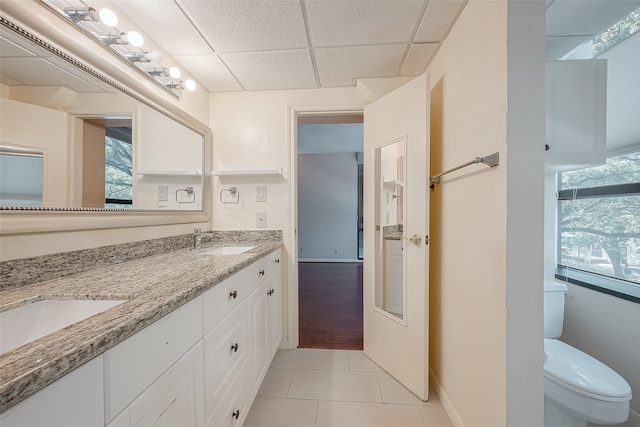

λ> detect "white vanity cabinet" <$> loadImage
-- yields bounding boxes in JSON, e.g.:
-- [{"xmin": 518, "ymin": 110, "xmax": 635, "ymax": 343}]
[
  {"xmin": 1, "ymin": 248, "xmax": 283, "ymax": 427},
  {"xmin": 545, "ymin": 59, "xmax": 607, "ymax": 171},
  {"xmin": 384, "ymin": 239, "xmax": 403, "ymax": 316},
  {"xmin": 104, "ymin": 296, "xmax": 204, "ymax": 426},
  {"xmin": 249, "ymin": 250, "xmax": 283, "ymax": 395},
  {"xmin": 0, "ymin": 356, "xmax": 105, "ymax": 427},
  {"xmin": 206, "ymin": 248, "xmax": 283, "ymax": 426}
]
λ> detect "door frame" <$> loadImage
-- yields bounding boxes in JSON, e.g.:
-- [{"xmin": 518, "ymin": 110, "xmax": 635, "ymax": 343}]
[{"xmin": 286, "ymin": 106, "xmax": 365, "ymax": 349}]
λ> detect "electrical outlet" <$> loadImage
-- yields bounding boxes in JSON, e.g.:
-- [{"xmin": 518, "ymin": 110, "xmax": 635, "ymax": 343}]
[
  {"xmin": 158, "ymin": 185, "xmax": 168, "ymax": 201},
  {"xmin": 256, "ymin": 212, "xmax": 267, "ymax": 228},
  {"xmin": 256, "ymin": 185, "xmax": 267, "ymax": 202},
  {"xmin": 333, "ymin": 248, "xmax": 338, "ymax": 254}
]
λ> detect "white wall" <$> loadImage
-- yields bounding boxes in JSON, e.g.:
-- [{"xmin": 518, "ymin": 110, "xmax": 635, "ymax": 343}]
[
  {"xmin": 298, "ymin": 152, "xmax": 359, "ymax": 261},
  {"xmin": 0, "ymin": 98, "xmax": 68, "ymax": 207},
  {"xmin": 209, "ymin": 87, "xmax": 371, "ymax": 348}
]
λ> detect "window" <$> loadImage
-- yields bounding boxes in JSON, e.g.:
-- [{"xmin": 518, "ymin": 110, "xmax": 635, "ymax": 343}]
[
  {"xmin": 104, "ymin": 127, "xmax": 132, "ymax": 208},
  {"xmin": 556, "ymin": 151, "xmax": 640, "ymax": 301}
]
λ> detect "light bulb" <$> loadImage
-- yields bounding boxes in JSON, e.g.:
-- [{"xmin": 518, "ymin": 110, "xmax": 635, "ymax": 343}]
[
  {"xmin": 126, "ymin": 31, "xmax": 144, "ymax": 48},
  {"xmin": 184, "ymin": 79, "xmax": 196, "ymax": 91},
  {"xmin": 145, "ymin": 50, "xmax": 163, "ymax": 63},
  {"xmin": 168, "ymin": 67, "xmax": 181, "ymax": 79},
  {"xmin": 98, "ymin": 8, "xmax": 118, "ymax": 27}
]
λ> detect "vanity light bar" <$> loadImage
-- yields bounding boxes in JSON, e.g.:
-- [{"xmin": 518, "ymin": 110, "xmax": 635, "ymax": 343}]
[{"xmin": 49, "ymin": 1, "xmax": 197, "ymax": 96}]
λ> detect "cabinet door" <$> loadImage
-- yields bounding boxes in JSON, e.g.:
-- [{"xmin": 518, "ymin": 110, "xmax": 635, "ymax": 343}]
[
  {"xmin": 250, "ymin": 279, "xmax": 270, "ymax": 394},
  {"xmin": 0, "ymin": 356, "xmax": 104, "ymax": 427},
  {"xmin": 203, "ymin": 301, "xmax": 249, "ymax": 419},
  {"xmin": 205, "ymin": 357, "xmax": 251, "ymax": 427},
  {"xmin": 266, "ymin": 270, "xmax": 283, "ymax": 358},
  {"xmin": 128, "ymin": 342, "xmax": 204, "ymax": 427},
  {"xmin": 545, "ymin": 59, "xmax": 607, "ymax": 170}
]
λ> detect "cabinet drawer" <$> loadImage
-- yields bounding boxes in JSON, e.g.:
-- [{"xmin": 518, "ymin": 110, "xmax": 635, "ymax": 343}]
[
  {"xmin": 246, "ymin": 248, "xmax": 282, "ymax": 293},
  {"xmin": 128, "ymin": 342, "xmax": 204, "ymax": 427},
  {"xmin": 203, "ymin": 268, "xmax": 249, "ymax": 333},
  {"xmin": 203, "ymin": 302, "xmax": 249, "ymax": 418},
  {"xmin": 205, "ymin": 357, "xmax": 251, "ymax": 427},
  {"xmin": 105, "ymin": 297, "xmax": 203, "ymax": 422}
]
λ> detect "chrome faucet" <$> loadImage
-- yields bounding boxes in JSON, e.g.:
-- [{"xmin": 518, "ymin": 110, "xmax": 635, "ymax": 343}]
[{"xmin": 193, "ymin": 228, "xmax": 214, "ymax": 250}]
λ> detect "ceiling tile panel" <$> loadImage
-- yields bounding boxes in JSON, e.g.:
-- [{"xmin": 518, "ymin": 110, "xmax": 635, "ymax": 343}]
[
  {"xmin": 401, "ymin": 43, "xmax": 439, "ymax": 75},
  {"xmin": 305, "ymin": 0, "xmax": 425, "ymax": 47},
  {"xmin": 415, "ymin": 0, "xmax": 465, "ymax": 42},
  {"xmin": 176, "ymin": 0, "xmax": 308, "ymax": 52},
  {"xmin": 173, "ymin": 54, "xmax": 242, "ymax": 92},
  {"xmin": 315, "ymin": 44, "xmax": 407, "ymax": 87},
  {"xmin": 110, "ymin": 0, "xmax": 212, "ymax": 55},
  {"xmin": 220, "ymin": 50, "xmax": 316, "ymax": 91}
]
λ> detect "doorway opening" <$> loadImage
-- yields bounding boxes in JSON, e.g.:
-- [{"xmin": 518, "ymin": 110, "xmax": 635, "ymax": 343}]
[{"xmin": 296, "ymin": 112, "xmax": 364, "ymax": 350}]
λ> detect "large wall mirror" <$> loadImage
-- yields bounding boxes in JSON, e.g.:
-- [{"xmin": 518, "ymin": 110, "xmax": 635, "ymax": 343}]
[
  {"xmin": 0, "ymin": 9, "xmax": 210, "ymax": 234},
  {"xmin": 374, "ymin": 138, "xmax": 406, "ymax": 322}
]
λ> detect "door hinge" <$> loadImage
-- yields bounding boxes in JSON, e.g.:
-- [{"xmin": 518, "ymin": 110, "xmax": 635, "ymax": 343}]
[{"xmin": 425, "ymin": 235, "xmax": 429, "ymax": 245}]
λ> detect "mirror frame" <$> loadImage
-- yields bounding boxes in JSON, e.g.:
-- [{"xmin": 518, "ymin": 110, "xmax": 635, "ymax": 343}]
[{"xmin": 0, "ymin": 3, "xmax": 211, "ymax": 235}]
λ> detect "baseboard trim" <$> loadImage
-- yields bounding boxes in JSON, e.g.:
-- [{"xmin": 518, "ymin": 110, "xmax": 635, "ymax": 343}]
[
  {"xmin": 429, "ymin": 368, "xmax": 465, "ymax": 427},
  {"xmin": 298, "ymin": 258, "xmax": 363, "ymax": 263},
  {"xmin": 628, "ymin": 408, "xmax": 640, "ymax": 427}
]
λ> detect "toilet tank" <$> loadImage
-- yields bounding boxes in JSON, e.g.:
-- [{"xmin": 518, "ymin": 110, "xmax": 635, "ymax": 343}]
[{"xmin": 544, "ymin": 281, "xmax": 568, "ymax": 338}]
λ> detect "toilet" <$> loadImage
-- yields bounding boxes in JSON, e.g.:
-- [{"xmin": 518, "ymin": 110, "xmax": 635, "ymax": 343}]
[{"xmin": 544, "ymin": 281, "xmax": 632, "ymax": 427}]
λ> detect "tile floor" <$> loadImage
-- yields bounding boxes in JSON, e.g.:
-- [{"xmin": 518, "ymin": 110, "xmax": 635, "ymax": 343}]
[{"xmin": 244, "ymin": 348, "xmax": 454, "ymax": 427}]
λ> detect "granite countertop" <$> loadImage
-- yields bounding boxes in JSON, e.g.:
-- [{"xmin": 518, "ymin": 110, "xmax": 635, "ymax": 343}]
[{"xmin": 0, "ymin": 240, "xmax": 281, "ymax": 413}]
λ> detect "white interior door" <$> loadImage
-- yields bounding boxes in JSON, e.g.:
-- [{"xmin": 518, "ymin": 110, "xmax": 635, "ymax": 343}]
[{"xmin": 363, "ymin": 74, "xmax": 429, "ymax": 400}]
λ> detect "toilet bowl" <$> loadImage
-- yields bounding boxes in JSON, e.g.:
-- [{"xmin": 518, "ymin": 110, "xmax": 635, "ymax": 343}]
[
  {"xmin": 544, "ymin": 338, "xmax": 631, "ymax": 427},
  {"xmin": 543, "ymin": 281, "xmax": 632, "ymax": 427}
]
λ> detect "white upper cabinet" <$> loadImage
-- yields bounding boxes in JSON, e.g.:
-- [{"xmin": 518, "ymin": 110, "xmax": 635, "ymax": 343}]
[{"xmin": 545, "ymin": 59, "xmax": 607, "ymax": 171}]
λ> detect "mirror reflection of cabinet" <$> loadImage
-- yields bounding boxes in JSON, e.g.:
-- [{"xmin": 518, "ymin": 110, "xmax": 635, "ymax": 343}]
[{"xmin": 374, "ymin": 138, "xmax": 406, "ymax": 321}]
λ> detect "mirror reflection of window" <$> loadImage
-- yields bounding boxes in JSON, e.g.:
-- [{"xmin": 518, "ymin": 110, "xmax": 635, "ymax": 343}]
[
  {"xmin": 0, "ymin": 146, "xmax": 43, "ymax": 207},
  {"xmin": 105, "ymin": 127, "xmax": 132, "ymax": 208}
]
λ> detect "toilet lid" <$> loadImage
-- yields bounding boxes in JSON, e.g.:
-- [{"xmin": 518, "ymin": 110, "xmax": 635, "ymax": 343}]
[{"xmin": 544, "ymin": 339, "xmax": 631, "ymax": 401}]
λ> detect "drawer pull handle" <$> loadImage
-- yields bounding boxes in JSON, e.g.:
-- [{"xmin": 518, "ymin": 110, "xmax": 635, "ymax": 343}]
[
  {"xmin": 230, "ymin": 290, "xmax": 238, "ymax": 299},
  {"xmin": 275, "ymin": 259, "xmax": 280, "ymax": 264},
  {"xmin": 259, "ymin": 269, "xmax": 265, "ymax": 276},
  {"xmin": 231, "ymin": 342, "xmax": 239, "ymax": 352},
  {"xmin": 267, "ymin": 289, "xmax": 273, "ymax": 296},
  {"xmin": 232, "ymin": 409, "xmax": 240, "ymax": 420}
]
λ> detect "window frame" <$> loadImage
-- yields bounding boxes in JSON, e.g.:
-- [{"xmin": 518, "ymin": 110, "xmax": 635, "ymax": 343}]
[{"xmin": 556, "ymin": 162, "xmax": 640, "ymax": 304}]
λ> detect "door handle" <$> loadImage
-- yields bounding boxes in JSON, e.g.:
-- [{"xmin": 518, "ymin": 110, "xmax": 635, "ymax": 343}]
[{"xmin": 402, "ymin": 234, "xmax": 422, "ymax": 245}]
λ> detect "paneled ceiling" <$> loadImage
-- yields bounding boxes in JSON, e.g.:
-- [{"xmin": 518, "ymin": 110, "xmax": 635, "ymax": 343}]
[{"xmin": 108, "ymin": 0, "xmax": 466, "ymax": 92}]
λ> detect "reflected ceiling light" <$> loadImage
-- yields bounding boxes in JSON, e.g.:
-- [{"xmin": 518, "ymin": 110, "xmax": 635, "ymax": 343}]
[
  {"xmin": 148, "ymin": 66, "xmax": 182, "ymax": 79},
  {"xmin": 126, "ymin": 50, "xmax": 163, "ymax": 63}
]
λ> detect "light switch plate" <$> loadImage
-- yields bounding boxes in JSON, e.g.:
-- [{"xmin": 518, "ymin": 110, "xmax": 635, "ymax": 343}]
[
  {"xmin": 158, "ymin": 185, "xmax": 169, "ymax": 201},
  {"xmin": 256, "ymin": 186, "xmax": 267, "ymax": 202},
  {"xmin": 256, "ymin": 212, "xmax": 267, "ymax": 228}
]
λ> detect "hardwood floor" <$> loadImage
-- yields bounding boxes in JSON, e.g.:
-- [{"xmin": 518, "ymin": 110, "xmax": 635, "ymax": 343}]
[{"xmin": 298, "ymin": 262, "xmax": 363, "ymax": 350}]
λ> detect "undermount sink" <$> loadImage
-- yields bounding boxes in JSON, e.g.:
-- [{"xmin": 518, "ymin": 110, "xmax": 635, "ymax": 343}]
[
  {"xmin": 196, "ymin": 245, "xmax": 256, "ymax": 255},
  {"xmin": 0, "ymin": 299, "xmax": 126, "ymax": 355}
]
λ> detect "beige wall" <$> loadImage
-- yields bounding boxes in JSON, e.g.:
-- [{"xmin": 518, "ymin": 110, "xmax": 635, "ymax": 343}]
[
  {"xmin": 427, "ymin": 0, "xmax": 545, "ymax": 426},
  {"xmin": 427, "ymin": 1, "xmax": 508, "ymax": 425}
]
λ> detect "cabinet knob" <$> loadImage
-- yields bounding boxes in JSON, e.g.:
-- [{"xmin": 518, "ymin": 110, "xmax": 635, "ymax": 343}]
[
  {"xmin": 268, "ymin": 289, "xmax": 274, "ymax": 296},
  {"xmin": 275, "ymin": 258, "xmax": 280, "ymax": 264},
  {"xmin": 231, "ymin": 342, "xmax": 239, "ymax": 352},
  {"xmin": 230, "ymin": 290, "xmax": 238, "ymax": 299},
  {"xmin": 259, "ymin": 269, "xmax": 265, "ymax": 276},
  {"xmin": 232, "ymin": 409, "xmax": 240, "ymax": 420}
]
